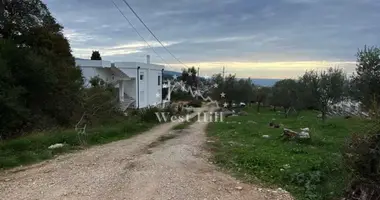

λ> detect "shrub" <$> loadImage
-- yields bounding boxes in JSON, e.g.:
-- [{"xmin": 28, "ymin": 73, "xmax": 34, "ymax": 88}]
[
  {"xmin": 171, "ymin": 90, "xmax": 193, "ymax": 101},
  {"xmin": 343, "ymin": 128, "xmax": 380, "ymax": 200},
  {"xmin": 72, "ymin": 81, "xmax": 124, "ymax": 128},
  {"xmin": 137, "ymin": 106, "xmax": 162, "ymax": 123}
]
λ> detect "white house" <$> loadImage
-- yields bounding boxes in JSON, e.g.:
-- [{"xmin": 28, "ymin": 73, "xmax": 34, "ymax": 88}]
[{"xmin": 75, "ymin": 55, "xmax": 164, "ymax": 110}]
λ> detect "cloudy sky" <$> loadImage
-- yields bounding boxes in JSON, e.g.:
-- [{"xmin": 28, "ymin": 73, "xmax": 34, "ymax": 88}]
[{"xmin": 43, "ymin": 0, "xmax": 380, "ymax": 78}]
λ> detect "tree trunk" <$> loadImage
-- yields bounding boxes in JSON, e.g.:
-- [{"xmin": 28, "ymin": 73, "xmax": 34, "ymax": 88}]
[
  {"xmin": 284, "ymin": 107, "xmax": 289, "ymax": 118},
  {"xmin": 273, "ymin": 106, "xmax": 276, "ymax": 112},
  {"xmin": 257, "ymin": 102, "xmax": 261, "ymax": 112},
  {"xmin": 322, "ymin": 111, "xmax": 326, "ymax": 122}
]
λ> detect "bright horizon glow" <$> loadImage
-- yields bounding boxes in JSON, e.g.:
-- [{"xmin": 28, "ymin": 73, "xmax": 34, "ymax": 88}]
[{"xmin": 159, "ymin": 61, "xmax": 357, "ymax": 79}]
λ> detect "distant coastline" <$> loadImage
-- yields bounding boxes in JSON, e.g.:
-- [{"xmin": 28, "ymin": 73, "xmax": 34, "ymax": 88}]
[{"xmin": 163, "ymin": 70, "xmax": 281, "ymax": 87}]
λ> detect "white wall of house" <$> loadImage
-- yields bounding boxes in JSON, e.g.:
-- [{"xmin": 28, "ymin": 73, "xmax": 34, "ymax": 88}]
[
  {"xmin": 124, "ymin": 79, "xmax": 136, "ymax": 99},
  {"xmin": 80, "ymin": 67, "xmax": 98, "ymax": 86},
  {"xmin": 147, "ymin": 69, "xmax": 163, "ymax": 106},
  {"xmin": 96, "ymin": 68, "xmax": 114, "ymax": 82},
  {"xmin": 114, "ymin": 62, "xmax": 138, "ymax": 78},
  {"xmin": 76, "ymin": 58, "xmax": 164, "ymax": 109},
  {"xmin": 137, "ymin": 68, "xmax": 148, "ymax": 108},
  {"xmin": 76, "ymin": 60, "xmax": 113, "ymax": 86},
  {"xmin": 114, "ymin": 61, "xmax": 164, "ymax": 108}
]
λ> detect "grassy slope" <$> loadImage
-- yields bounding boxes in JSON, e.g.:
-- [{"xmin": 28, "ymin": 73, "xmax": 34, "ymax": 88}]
[
  {"xmin": 207, "ymin": 107, "xmax": 372, "ymax": 200},
  {"xmin": 0, "ymin": 119, "xmax": 157, "ymax": 169}
]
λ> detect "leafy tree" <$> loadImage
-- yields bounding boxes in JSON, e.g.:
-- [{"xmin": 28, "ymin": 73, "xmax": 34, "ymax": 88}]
[
  {"xmin": 209, "ymin": 74, "xmax": 254, "ymax": 107},
  {"xmin": 351, "ymin": 46, "xmax": 380, "ymax": 109},
  {"xmin": 298, "ymin": 68, "xmax": 345, "ymax": 121},
  {"xmin": 210, "ymin": 73, "xmax": 224, "ymax": 103},
  {"xmin": 271, "ymin": 79, "xmax": 299, "ymax": 117},
  {"xmin": 1, "ymin": 0, "xmax": 61, "ymax": 41},
  {"xmin": 318, "ymin": 67, "xmax": 346, "ymax": 121},
  {"xmin": 180, "ymin": 67, "xmax": 198, "ymax": 88},
  {"xmin": 298, "ymin": 70, "xmax": 320, "ymax": 110},
  {"xmin": 255, "ymin": 86, "xmax": 271, "ymax": 112},
  {"xmin": 0, "ymin": 0, "xmax": 83, "ymax": 138},
  {"xmin": 236, "ymin": 78, "xmax": 255, "ymax": 103},
  {"xmin": 91, "ymin": 51, "xmax": 102, "ymax": 60}
]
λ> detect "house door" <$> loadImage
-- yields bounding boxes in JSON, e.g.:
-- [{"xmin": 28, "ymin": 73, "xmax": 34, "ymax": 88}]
[{"xmin": 139, "ymin": 70, "xmax": 147, "ymax": 108}]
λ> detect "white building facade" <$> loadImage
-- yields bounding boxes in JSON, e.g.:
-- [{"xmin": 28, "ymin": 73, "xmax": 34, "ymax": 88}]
[{"xmin": 76, "ymin": 56, "xmax": 164, "ymax": 110}]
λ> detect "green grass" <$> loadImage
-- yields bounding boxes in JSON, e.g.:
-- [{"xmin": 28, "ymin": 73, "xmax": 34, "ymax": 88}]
[
  {"xmin": 207, "ymin": 107, "xmax": 373, "ymax": 200},
  {"xmin": 0, "ymin": 119, "xmax": 157, "ymax": 169}
]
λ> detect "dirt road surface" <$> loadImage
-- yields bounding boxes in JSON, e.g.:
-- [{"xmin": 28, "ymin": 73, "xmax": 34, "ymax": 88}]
[{"xmin": 0, "ymin": 111, "xmax": 293, "ymax": 200}]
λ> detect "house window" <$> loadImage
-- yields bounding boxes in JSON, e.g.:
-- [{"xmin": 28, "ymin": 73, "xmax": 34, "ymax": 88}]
[
  {"xmin": 158, "ymin": 76, "xmax": 161, "ymax": 86},
  {"xmin": 140, "ymin": 74, "xmax": 144, "ymax": 80}
]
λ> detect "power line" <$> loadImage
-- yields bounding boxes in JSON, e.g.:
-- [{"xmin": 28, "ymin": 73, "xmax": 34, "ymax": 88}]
[
  {"xmin": 119, "ymin": 0, "xmax": 189, "ymax": 68},
  {"xmin": 111, "ymin": 0, "xmax": 177, "ymax": 71},
  {"xmin": 111, "ymin": 0, "xmax": 185, "ymax": 72}
]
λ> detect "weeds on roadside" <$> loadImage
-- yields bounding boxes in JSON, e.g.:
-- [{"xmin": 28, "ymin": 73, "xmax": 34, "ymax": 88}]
[
  {"xmin": 0, "ymin": 118, "xmax": 155, "ymax": 169},
  {"xmin": 343, "ymin": 98, "xmax": 380, "ymax": 200}
]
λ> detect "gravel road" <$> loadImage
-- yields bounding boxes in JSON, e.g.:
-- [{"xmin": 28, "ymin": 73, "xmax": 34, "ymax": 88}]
[{"xmin": 0, "ymin": 110, "xmax": 293, "ymax": 200}]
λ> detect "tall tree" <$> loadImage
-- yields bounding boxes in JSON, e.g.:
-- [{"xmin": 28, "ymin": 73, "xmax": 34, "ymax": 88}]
[
  {"xmin": 298, "ymin": 68, "xmax": 345, "ymax": 121},
  {"xmin": 91, "ymin": 51, "xmax": 102, "ymax": 60},
  {"xmin": 298, "ymin": 70, "xmax": 320, "ymax": 110},
  {"xmin": 255, "ymin": 86, "xmax": 271, "ymax": 112},
  {"xmin": 351, "ymin": 46, "xmax": 380, "ymax": 109},
  {"xmin": 209, "ymin": 74, "xmax": 255, "ymax": 107},
  {"xmin": 0, "ymin": 0, "xmax": 83, "ymax": 138},
  {"xmin": 271, "ymin": 79, "xmax": 299, "ymax": 117},
  {"xmin": 180, "ymin": 67, "xmax": 198, "ymax": 89},
  {"xmin": 318, "ymin": 67, "xmax": 346, "ymax": 121}
]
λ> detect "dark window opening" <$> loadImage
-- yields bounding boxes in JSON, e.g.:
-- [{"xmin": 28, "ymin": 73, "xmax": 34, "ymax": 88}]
[{"xmin": 158, "ymin": 76, "xmax": 161, "ymax": 85}]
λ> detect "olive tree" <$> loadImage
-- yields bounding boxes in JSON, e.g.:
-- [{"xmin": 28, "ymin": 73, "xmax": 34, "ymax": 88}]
[
  {"xmin": 318, "ymin": 68, "xmax": 346, "ymax": 121},
  {"xmin": 351, "ymin": 46, "xmax": 380, "ymax": 110},
  {"xmin": 271, "ymin": 79, "xmax": 299, "ymax": 117}
]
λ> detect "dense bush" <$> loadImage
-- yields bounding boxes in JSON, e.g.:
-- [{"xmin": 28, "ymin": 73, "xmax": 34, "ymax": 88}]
[
  {"xmin": 73, "ymin": 77, "xmax": 123, "ymax": 128},
  {"xmin": 344, "ymin": 127, "xmax": 380, "ymax": 200},
  {"xmin": 171, "ymin": 90, "xmax": 193, "ymax": 101},
  {"xmin": 136, "ymin": 106, "xmax": 162, "ymax": 123}
]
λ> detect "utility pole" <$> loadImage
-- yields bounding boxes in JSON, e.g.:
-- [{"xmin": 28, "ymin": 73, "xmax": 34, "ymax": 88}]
[
  {"xmin": 195, "ymin": 66, "xmax": 200, "ymax": 100},
  {"xmin": 222, "ymin": 66, "xmax": 225, "ymax": 80}
]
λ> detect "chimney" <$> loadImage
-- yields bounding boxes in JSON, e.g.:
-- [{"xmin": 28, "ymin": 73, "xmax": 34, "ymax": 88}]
[{"xmin": 146, "ymin": 55, "xmax": 150, "ymax": 64}]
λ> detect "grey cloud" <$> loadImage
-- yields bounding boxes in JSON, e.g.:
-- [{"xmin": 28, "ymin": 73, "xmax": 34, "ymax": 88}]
[{"xmin": 42, "ymin": 0, "xmax": 380, "ymax": 77}]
